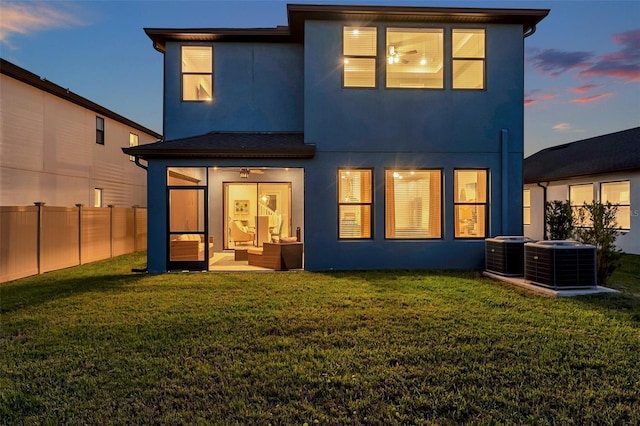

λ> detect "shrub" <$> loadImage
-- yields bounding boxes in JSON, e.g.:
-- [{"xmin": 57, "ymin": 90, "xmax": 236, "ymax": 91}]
[
  {"xmin": 574, "ymin": 201, "xmax": 623, "ymax": 285},
  {"xmin": 545, "ymin": 200, "xmax": 574, "ymax": 240}
]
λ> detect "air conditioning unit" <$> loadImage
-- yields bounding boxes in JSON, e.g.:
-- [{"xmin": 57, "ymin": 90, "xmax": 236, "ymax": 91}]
[
  {"xmin": 485, "ymin": 236, "xmax": 534, "ymax": 276},
  {"xmin": 524, "ymin": 241, "xmax": 597, "ymax": 289}
]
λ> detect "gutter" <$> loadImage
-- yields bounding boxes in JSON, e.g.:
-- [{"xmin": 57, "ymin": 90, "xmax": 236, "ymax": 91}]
[{"xmin": 536, "ymin": 181, "xmax": 548, "ymax": 239}]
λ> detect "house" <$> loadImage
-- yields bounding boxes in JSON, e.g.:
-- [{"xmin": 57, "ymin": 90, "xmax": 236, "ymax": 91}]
[
  {"xmin": 124, "ymin": 3, "xmax": 549, "ymax": 272},
  {"xmin": 524, "ymin": 127, "xmax": 640, "ymax": 254},
  {"xmin": 0, "ymin": 58, "xmax": 161, "ymax": 208}
]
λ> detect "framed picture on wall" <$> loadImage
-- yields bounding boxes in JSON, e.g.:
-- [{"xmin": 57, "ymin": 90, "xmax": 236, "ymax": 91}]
[{"xmin": 234, "ymin": 200, "xmax": 249, "ymax": 215}]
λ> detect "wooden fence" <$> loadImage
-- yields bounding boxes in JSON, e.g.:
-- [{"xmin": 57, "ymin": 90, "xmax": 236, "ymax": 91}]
[{"xmin": 0, "ymin": 204, "xmax": 146, "ymax": 283}]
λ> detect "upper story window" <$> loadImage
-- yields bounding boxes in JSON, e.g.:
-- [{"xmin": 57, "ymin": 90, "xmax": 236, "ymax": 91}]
[
  {"xmin": 182, "ymin": 46, "xmax": 213, "ymax": 101},
  {"xmin": 343, "ymin": 27, "xmax": 377, "ymax": 88},
  {"xmin": 338, "ymin": 169, "xmax": 373, "ymax": 239},
  {"xmin": 386, "ymin": 28, "xmax": 443, "ymax": 89},
  {"xmin": 452, "ymin": 29, "xmax": 485, "ymax": 89},
  {"xmin": 385, "ymin": 170, "xmax": 441, "ymax": 238},
  {"xmin": 454, "ymin": 169, "xmax": 488, "ymax": 238},
  {"xmin": 96, "ymin": 116, "xmax": 104, "ymax": 145},
  {"xmin": 601, "ymin": 181, "xmax": 630, "ymax": 230},
  {"xmin": 129, "ymin": 133, "xmax": 138, "ymax": 162}
]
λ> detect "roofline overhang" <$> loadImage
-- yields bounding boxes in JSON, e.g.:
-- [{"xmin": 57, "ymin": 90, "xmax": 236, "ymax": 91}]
[
  {"xmin": 145, "ymin": 3, "xmax": 549, "ymax": 52},
  {"xmin": 122, "ymin": 147, "xmax": 316, "ymax": 160},
  {"xmin": 524, "ymin": 167, "xmax": 640, "ymax": 185}
]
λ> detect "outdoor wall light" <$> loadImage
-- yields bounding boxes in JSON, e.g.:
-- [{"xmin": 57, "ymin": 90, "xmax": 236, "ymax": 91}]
[{"xmin": 240, "ymin": 168, "xmax": 250, "ymax": 179}]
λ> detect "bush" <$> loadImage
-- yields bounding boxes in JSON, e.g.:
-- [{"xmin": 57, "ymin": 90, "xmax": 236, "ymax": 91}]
[
  {"xmin": 545, "ymin": 200, "xmax": 574, "ymax": 240},
  {"xmin": 574, "ymin": 201, "xmax": 623, "ymax": 286}
]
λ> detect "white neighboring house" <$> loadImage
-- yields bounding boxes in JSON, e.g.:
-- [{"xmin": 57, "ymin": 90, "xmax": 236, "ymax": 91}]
[
  {"xmin": 0, "ymin": 58, "xmax": 161, "ymax": 208},
  {"xmin": 524, "ymin": 127, "xmax": 640, "ymax": 255}
]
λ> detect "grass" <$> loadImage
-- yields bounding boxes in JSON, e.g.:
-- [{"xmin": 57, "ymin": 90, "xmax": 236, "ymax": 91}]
[{"xmin": 1, "ymin": 253, "xmax": 639, "ymax": 425}]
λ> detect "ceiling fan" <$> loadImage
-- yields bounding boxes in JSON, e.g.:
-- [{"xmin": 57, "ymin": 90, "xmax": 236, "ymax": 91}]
[
  {"xmin": 387, "ymin": 45, "xmax": 418, "ymax": 64},
  {"xmin": 239, "ymin": 168, "xmax": 265, "ymax": 178}
]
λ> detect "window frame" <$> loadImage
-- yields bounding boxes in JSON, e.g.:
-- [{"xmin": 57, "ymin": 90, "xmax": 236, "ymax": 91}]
[
  {"xmin": 94, "ymin": 188, "xmax": 103, "ymax": 207},
  {"xmin": 454, "ymin": 168, "xmax": 489, "ymax": 239},
  {"xmin": 337, "ymin": 168, "xmax": 374, "ymax": 240},
  {"xmin": 601, "ymin": 180, "xmax": 631, "ymax": 231},
  {"xmin": 451, "ymin": 28, "xmax": 486, "ymax": 90},
  {"xmin": 96, "ymin": 116, "xmax": 104, "ymax": 145},
  {"xmin": 384, "ymin": 168, "xmax": 443, "ymax": 239},
  {"xmin": 342, "ymin": 26, "xmax": 378, "ymax": 89},
  {"xmin": 129, "ymin": 133, "xmax": 139, "ymax": 162},
  {"xmin": 384, "ymin": 27, "xmax": 444, "ymax": 90},
  {"xmin": 181, "ymin": 45, "xmax": 214, "ymax": 102},
  {"xmin": 523, "ymin": 189, "xmax": 531, "ymax": 226},
  {"xmin": 569, "ymin": 183, "xmax": 594, "ymax": 227}
]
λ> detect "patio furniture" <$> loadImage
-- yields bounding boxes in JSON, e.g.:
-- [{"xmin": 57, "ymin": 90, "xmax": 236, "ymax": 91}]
[
  {"xmin": 230, "ymin": 220, "xmax": 255, "ymax": 245},
  {"xmin": 247, "ymin": 242, "xmax": 303, "ymax": 270},
  {"xmin": 170, "ymin": 235, "xmax": 214, "ymax": 260}
]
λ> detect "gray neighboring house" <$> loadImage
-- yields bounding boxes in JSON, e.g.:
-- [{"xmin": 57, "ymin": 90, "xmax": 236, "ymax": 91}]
[{"xmin": 523, "ymin": 127, "xmax": 640, "ymax": 254}]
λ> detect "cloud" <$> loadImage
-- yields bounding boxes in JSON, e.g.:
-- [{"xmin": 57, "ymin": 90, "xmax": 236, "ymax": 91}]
[
  {"xmin": 553, "ymin": 123, "xmax": 573, "ymax": 132},
  {"xmin": 528, "ymin": 48, "xmax": 594, "ymax": 77},
  {"xmin": 570, "ymin": 93, "xmax": 614, "ymax": 103},
  {"xmin": 579, "ymin": 29, "xmax": 640, "ymax": 82},
  {"xmin": 552, "ymin": 123, "xmax": 585, "ymax": 133},
  {"xmin": 0, "ymin": 2, "xmax": 83, "ymax": 45},
  {"xmin": 524, "ymin": 89, "xmax": 558, "ymax": 106},
  {"xmin": 569, "ymin": 84, "xmax": 603, "ymax": 94}
]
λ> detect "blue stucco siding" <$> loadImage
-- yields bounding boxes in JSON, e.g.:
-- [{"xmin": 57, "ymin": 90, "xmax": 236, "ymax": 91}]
[
  {"xmin": 304, "ymin": 21, "xmax": 524, "ymax": 154},
  {"xmin": 164, "ymin": 42, "xmax": 304, "ymax": 140},
  {"xmin": 302, "ymin": 150, "xmax": 515, "ymax": 271}
]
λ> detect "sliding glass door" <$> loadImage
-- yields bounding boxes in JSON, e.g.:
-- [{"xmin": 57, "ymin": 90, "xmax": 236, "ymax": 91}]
[{"xmin": 224, "ymin": 182, "xmax": 291, "ymax": 250}]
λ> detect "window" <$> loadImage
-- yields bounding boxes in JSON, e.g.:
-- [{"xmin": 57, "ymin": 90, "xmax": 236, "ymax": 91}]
[
  {"xmin": 338, "ymin": 169, "xmax": 372, "ymax": 238},
  {"xmin": 570, "ymin": 184, "xmax": 593, "ymax": 227},
  {"xmin": 94, "ymin": 188, "xmax": 103, "ymax": 207},
  {"xmin": 452, "ymin": 29, "xmax": 485, "ymax": 89},
  {"xmin": 386, "ymin": 28, "xmax": 443, "ymax": 89},
  {"xmin": 601, "ymin": 181, "xmax": 630, "ymax": 230},
  {"xmin": 96, "ymin": 116, "xmax": 104, "ymax": 145},
  {"xmin": 385, "ymin": 170, "xmax": 441, "ymax": 238},
  {"xmin": 343, "ymin": 27, "xmax": 377, "ymax": 88},
  {"xmin": 454, "ymin": 170, "xmax": 487, "ymax": 238},
  {"xmin": 129, "ymin": 133, "xmax": 139, "ymax": 162},
  {"xmin": 523, "ymin": 189, "xmax": 531, "ymax": 225},
  {"xmin": 182, "ymin": 46, "xmax": 213, "ymax": 101}
]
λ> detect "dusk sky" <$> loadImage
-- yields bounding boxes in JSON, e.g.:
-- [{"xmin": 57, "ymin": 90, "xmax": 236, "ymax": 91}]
[{"xmin": 1, "ymin": 0, "xmax": 638, "ymax": 156}]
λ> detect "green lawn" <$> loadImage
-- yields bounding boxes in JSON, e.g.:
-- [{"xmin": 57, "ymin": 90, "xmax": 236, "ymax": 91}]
[{"xmin": 2, "ymin": 253, "xmax": 639, "ymax": 425}]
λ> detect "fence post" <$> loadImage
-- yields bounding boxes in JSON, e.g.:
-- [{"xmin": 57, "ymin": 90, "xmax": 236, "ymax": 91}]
[
  {"xmin": 34, "ymin": 202, "xmax": 45, "ymax": 274},
  {"xmin": 108, "ymin": 205, "xmax": 114, "ymax": 259},
  {"xmin": 76, "ymin": 204, "xmax": 83, "ymax": 265}
]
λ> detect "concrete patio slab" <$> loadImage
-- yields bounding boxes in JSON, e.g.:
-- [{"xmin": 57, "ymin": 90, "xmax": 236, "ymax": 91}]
[{"xmin": 483, "ymin": 271, "xmax": 619, "ymax": 297}]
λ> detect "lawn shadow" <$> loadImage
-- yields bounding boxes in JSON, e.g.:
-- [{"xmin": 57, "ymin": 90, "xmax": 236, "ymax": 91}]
[{"xmin": 1, "ymin": 271, "xmax": 147, "ymax": 314}]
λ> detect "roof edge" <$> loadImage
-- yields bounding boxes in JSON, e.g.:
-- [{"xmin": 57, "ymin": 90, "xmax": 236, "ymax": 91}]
[
  {"xmin": 0, "ymin": 58, "xmax": 161, "ymax": 139},
  {"xmin": 146, "ymin": 3, "xmax": 550, "ymax": 50}
]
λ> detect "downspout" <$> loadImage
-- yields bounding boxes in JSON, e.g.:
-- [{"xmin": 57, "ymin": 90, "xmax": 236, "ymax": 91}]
[
  {"xmin": 536, "ymin": 181, "xmax": 548, "ymax": 240},
  {"xmin": 524, "ymin": 24, "xmax": 537, "ymax": 38},
  {"xmin": 501, "ymin": 129, "xmax": 509, "ymax": 235},
  {"xmin": 134, "ymin": 156, "xmax": 148, "ymax": 171},
  {"xmin": 131, "ymin": 154, "xmax": 148, "ymax": 273}
]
